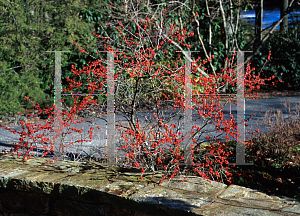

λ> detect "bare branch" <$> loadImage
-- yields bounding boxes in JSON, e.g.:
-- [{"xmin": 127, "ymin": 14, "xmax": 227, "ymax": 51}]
[{"xmin": 245, "ymin": 0, "xmax": 296, "ymax": 63}]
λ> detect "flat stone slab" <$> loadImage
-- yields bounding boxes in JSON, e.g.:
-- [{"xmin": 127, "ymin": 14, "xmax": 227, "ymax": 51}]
[{"xmin": 0, "ymin": 154, "xmax": 299, "ymax": 216}]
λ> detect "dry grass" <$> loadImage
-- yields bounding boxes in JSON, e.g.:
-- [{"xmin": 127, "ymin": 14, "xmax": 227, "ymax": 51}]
[
  {"xmin": 195, "ymin": 98, "xmax": 300, "ymax": 200},
  {"xmin": 246, "ymin": 99, "xmax": 300, "ymax": 169}
]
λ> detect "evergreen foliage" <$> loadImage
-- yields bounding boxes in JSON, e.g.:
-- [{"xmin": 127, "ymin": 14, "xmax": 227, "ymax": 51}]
[
  {"xmin": 252, "ymin": 13, "xmax": 300, "ymax": 89},
  {"xmin": 0, "ymin": 0, "xmax": 107, "ymax": 115}
]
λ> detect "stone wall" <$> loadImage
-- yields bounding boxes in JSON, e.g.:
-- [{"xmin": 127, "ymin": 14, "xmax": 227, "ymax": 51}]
[
  {"xmin": 1, "ymin": 154, "xmax": 299, "ymax": 216},
  {"xmin": 0, "ymin": 155, "xmax": 198, "ymax": 216},
  {"xmin": 0, "ymin": 189, "xmax": 153, "ymax": 216}
]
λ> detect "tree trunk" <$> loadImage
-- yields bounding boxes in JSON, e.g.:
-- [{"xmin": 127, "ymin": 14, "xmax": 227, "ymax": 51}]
[
  {"xmin": 280, "ymin": 0, "xmax": 289, "ymax": 32},
  {"xmin": 253, "ymin": 0, "xmax": 263, "ymax": 75},
  {"xmin": 254, "ymin": 0, "xmax": 263, "ymax": 51}
]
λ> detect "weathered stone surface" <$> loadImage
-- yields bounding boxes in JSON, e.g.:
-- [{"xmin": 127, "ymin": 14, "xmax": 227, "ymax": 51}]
[
  {"xmin": 219, "ymin": 184, "xmax": 298, "ymax": 210},
  {"xmin": 0, "ymin": 154, "xmax": 299, "ymax": 216},
  {"xmin": 159, "ymin": 175, "xmax": 227, "ymax": 195},
  {"xmin": 281, "ymin": 204, "xmax": 300, "ymax": 215}
]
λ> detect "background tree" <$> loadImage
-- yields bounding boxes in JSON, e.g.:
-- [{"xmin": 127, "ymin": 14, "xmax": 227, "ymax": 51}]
[
  {"xmin": 281, "ymin": 0, "xmax": 289, "ymax": 32},
  {"xmin": 254, "ymin": 0, "xmax": 263, "ymax": 53},
  {"xmin": 249, "ymin": 0, "xmax": 300, "ymax": 89},
  {"xmin": 0, "ymin": 0, "xmax": 109, "ymax": 115}
]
